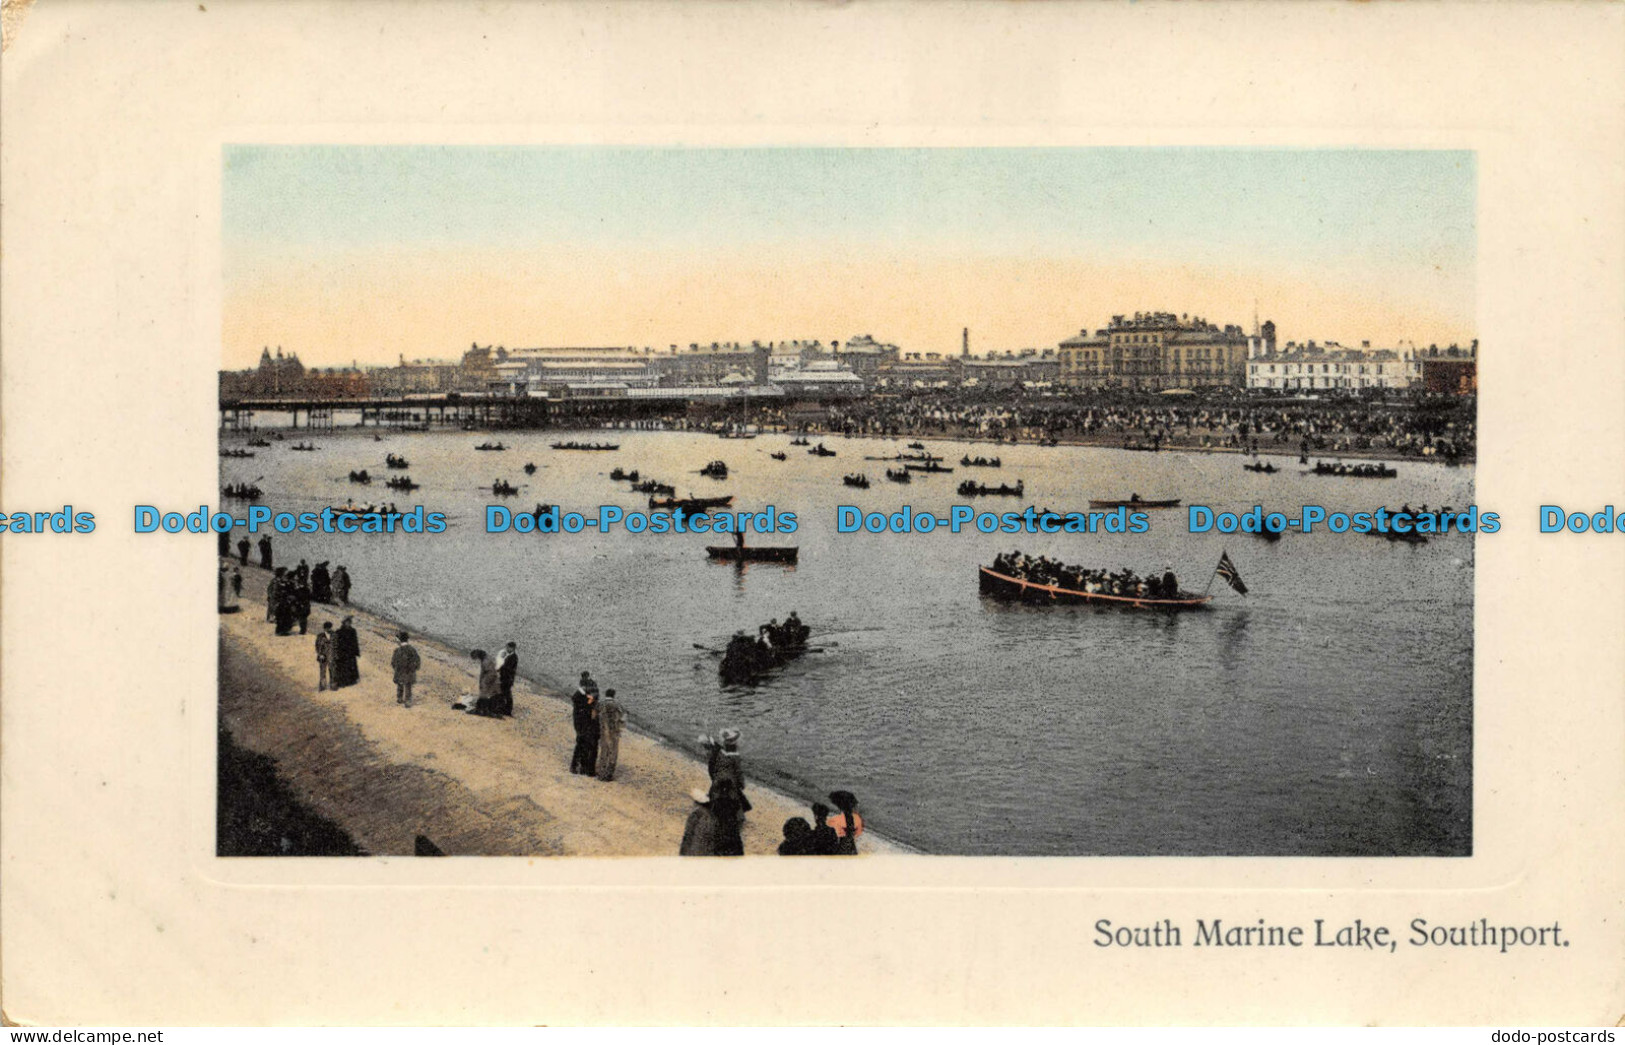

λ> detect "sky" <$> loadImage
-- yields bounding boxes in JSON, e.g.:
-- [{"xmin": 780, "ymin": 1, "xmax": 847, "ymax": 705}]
[{"xmin": 222, "ymin": 146, "xmax": 1476, "ymax": 369}]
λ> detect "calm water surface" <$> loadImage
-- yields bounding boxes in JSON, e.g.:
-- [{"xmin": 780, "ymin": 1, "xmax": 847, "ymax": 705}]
[{"xmin": 222, "ymin": 424, "xmax": 1473, "ymax": 855}]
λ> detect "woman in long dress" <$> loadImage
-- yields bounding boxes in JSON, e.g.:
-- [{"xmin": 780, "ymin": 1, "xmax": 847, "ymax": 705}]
[
  {"xmin": 469, "ymin": 650, "xmax": 500, "ymax": 716},
  {"xmin": 331, "ymin": 617, "xmax": 361, "ymax": 688}
]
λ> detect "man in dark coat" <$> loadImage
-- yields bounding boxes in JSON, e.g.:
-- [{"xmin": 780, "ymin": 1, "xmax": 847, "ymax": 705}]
[
  {"xmin": 331, "ymin": 616, "xmax": 361, "ymax": 688},
  {"xmin": 237, "ymin": 537, "xmax": 250, "ymax": 566},
  {"xmin": 218, "ymin": 529, "xmax": 231, "ymax": 557},
  {"xmin": 273, "ymin": 572, "xmax": 296, "ymax": 636},
  {"xmin": 257, "ymin": 534, "xmax": 273, "ymax": 570},
  {"xmin": 494, "ymin": 641, "xmax": 518, "ymax": 717},
  {"xmin": 292, "ymin": 580, "xmax": 312, "ymax": 635},
  {"xmin": 333, "ymin": 566, "xmax": 351, "ymax": 606},
  {"xmin": 569, "ymin": 671, "xmax": 599, "ymax": 775},
  {"xmin": 310, "ymin": 562, "xmax": 332, "ymax": 603}
]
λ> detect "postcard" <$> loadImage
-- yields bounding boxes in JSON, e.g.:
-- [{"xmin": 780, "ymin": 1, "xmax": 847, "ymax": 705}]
[{"xmin": 2, "ymin": 0, "xmax": 1621, "ymax": 1027}]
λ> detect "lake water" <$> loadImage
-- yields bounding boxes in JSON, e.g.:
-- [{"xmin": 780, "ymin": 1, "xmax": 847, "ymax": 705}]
[{"xmin": 221, "ymin": 424, "xmax": 1473, "ymax": 855}]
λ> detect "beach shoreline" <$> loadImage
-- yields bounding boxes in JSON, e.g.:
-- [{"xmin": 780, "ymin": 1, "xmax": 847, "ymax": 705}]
[{"xmin": 217, "ymin": 560, "xmax": 910, "ymax": 857}]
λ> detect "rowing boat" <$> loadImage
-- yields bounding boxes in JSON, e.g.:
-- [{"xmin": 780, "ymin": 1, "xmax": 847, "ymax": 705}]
[
  {"xmin": 977, "ymin": 566, "xmax": 1211, "ymax": 609},
  {"xmin": 649, "ymin": 495, "xmax": 733, "ymax": 511},
  {"xmin": 704, "ymin": 545, "xmax": 799, "ymax": 564}
]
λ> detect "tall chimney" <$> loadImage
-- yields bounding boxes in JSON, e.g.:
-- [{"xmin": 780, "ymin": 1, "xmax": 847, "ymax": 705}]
[{"xmin": 962, "ymin": 327, "xmax": 969, "ymax": 357}]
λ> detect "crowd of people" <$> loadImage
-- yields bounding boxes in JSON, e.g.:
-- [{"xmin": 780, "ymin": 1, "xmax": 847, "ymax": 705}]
[
  {"xmin": 580, "ymin": 389, "xmax": 1474, "ymax": 462},
  {"xmin": 992, "ymin": 549, "xmax": 1182, "ymax": 599},
  {"xmin": 677, "ymin": 726, "xmax": 865, "ymax": 858},
  {"xmin": 223, "ymin": 541, "xmax": 870, "ymax": 856}
]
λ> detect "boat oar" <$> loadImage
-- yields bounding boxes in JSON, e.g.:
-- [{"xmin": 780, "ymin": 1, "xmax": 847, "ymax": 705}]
[{"xmin": 692, "ymin": 643, "xmax": 724, "ymax": 656}]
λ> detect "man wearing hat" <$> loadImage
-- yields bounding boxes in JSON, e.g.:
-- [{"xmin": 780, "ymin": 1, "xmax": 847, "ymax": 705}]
[{"xmin": 569, "ymin": 671, "xmax": 600, "ymax": 775}]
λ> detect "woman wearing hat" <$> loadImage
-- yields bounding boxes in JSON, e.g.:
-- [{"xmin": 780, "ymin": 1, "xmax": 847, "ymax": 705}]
[
  {"xmin": 827, "ymin": 791, "xmax": 863, "ymax": 855},
  {"xmin": 702, "ymin": 728, "xmax": 752, "ymax": 813}
]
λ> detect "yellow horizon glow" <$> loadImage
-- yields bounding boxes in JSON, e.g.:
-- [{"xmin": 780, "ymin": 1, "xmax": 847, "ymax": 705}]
[{"xmin": 223, "ymin": 246, "xmax": 1476, "ymax": 369}]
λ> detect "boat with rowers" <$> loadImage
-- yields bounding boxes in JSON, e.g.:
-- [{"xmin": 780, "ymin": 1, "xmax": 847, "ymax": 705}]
[
  {"xmin": 1088, "ymin": 495, "xmax": 1180, "ymax": 509},
  {"xmin": 842, "ymin": 473, "xmax": 870, "ymax": 489},
  {"xmin": 808, "ymin": 444, "xmax": 837, "ymax": 457},
  {"xmin": 385, "ymin": 453, "xmax": 410, "ymax": 469},
  {"xmin": 885, "ymin": 468, "xmax": 912, "ymax": 483},
  {"xmin": 290, "ymin": 442, "xmax": 318, "ymax": 451},
  {"xmin": 958, "ymin": 479, "xmax": 1024, "ymax": 497},
  {"xmin": 330, "ymin": 501, "xmax": 403, "ymax": 518},
  {"xmin": 220, "ymin": 449, "xmax": 256, "ymax": 458},
  {"xmin": 705, "ymin": 537, "xmax": 799, "ymax": 564},
  {"xmin": 221, "ymin": 482, "xmax": 262, "ymax": 500},
  {"xmin": 717, "ymin": 614, "xmax": 812, "ymax": 683},
  {"xmin": 1309, "ymin": 460, "xmax": 1396, "ymax": 478},
  {"xmin": 474, "ymin": 442, "xmax": 507, "ymax": 451},
  {"xmin": 384, "ymin": 475, "xmax": 420, "ymax": 491},
  {"xmin": 770, "ymin": 451, "xmax": 788, "ymax": 461},
  {"xmin": 960, "ymin": 455, "xmax": 1001, "ymax": 468},
  {"xmin": 550, "ymin": 441, "xmax": 618, "ymax": 451},
  {"xmin": 523, "ymin": 462, "xmax": 537, "ymax": 475},
  {"xmin": 1243, "ymin": 461, "xmax": 1279, "ymax": 474},
  {"xmin": 491, "ymin": 480, "xmax": 519, "ymax": 496},
  {"xmin": 610, "ymin": 467, "xmax": 640, "ymax": 482},
  {"xmin": 978, "ymin": 564, "xmax": 1211, "ymax": 610},
  {"xmin": 348, "ymin": 470, "xmax": 372, "ymax": 484},
  {"xmin": 699, "ymin": 460, "xmax": 728, "ymax": 479},
  {"xmin": 649, "ymin": 494, "xmax": 733, "ymax": 512},
  {"xmin": 904, "ymin": 461, "xmax": 953, "ymax": 474},
  {"xmin": 789, "ymin": 436, "xmax": 811, "ymax": 446},
  {"xmin": 631, "ymin": 478, "xmax": 676, "ymax": 495}
]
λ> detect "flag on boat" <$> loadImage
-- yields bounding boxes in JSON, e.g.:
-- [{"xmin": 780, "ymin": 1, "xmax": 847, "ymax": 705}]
[{"xmin": 1215, "ymin": 551, "xmax": 1248, "ymax": 595}]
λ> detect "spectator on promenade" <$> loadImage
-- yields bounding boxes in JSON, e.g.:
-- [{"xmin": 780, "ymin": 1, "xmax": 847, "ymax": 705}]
[
  {"xmin": 828, "ymin": 790, "xmax": 864, "ymax": 855},
  {"xmin": 702, "ymin": 728, "xmax": 752, "ymax": 814},
  {"xmin": 311, "ymin": 562, "xmax": 332, "ymax": 603},
  {"xmin": 494, "ymin": 641, "xmax": 518, "ymax": 717},
  {"xmin": 237, "ymin": 536, "xmax": 250, "ymax": 566},
  {"xmin": 678, "ymin": 787, "xmax": 718, "ymax": 856},
  {"xmin": 808, "ymin": 802, "xmax": 839, "ymax": 855},
  {"xmin": 569, "ymin": 671, "xmax": 600, "ymax": 775},
  {"xmin": 778, "ymin": 817, "xmax": 814, "ymax": 855},
  {"xmin": 333, "ymin": 565, "xmax": 351, "ymax": 606},
  {"xmin": 596, "ymin": 688, "xmax": 626, "ymax": 781},
  {"xmin": 258, "ymin": 534, "xmax": 273, "ymax": 570},
  {"xmin": 391, "ymin": 632, "xmax": 421, "ymax": 707},
  {"xmin": 331, "ymin": 616, "xmax": 361, "ymax": 689},
  {"xmin": 293, "ymin": 578, "xmax": 312, "ymax": 635},
  {"xmin": 314, "ymin": 622, "xmax": 334, "ymax": 691}
]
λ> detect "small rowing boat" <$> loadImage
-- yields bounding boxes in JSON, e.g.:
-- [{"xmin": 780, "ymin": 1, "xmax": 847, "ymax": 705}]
[
  {"xmin": 650, "ymin": 495, "xmax": 733, "ymax": 511},
  {"xmin": 704, "ymin": 545, "xmax": 799, "ymax": 564}
]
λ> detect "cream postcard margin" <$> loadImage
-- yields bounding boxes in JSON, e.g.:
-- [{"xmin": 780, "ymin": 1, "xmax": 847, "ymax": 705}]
[{"xmin": 2, "ymin": 0, "xmax": 1622, "ymax": 1026}]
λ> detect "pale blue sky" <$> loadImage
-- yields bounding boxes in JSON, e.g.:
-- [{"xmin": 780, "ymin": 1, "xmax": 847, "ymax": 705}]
[
  {"xmin": 224, "ymin": 146, "xmax": 1474, "ymax": 269},
  {"xmin": 222, "ymin": 146, "xmax": 1475, "ymax": 365}
]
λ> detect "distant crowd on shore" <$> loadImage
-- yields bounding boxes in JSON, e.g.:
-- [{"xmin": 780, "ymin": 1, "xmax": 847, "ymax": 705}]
[
  {"xmin": 582, "ymin": 388, "xmax": 1474, "ymax": 461},
  {"xmin": 222, "ymin": 541, "xmax": 869, "ymax": 855}
]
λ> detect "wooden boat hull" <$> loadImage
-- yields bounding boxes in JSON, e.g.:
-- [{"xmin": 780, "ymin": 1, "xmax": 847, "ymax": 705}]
[
  {"xmin": 719, "ymin": 641, "xmax": 807, "ymax": 683},
  {"xmin": 705, "ymin": 546, "xmax": 799, "ymax": 564},
  {"xmin": 650, "ymin": 496, "xmax": 733, "ymax": 511},
  {"xmin": 977, "ymin": 567, "xmax": 1211, "ymax": 610},
  {"xmin": 904, "ymin": 463, "xmax": 953, "ymax": 473}
]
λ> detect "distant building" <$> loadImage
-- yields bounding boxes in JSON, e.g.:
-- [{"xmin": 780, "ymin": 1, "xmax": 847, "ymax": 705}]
[
  {"xmin": 1058, "ymin": 312, "xmax": 1251, "ymax": 389},
  {"xmin": 1247, "ymin": 339, "xmax": 1422, "ymax": 392},
  {"xmin": 960, "ymin": 349, "xmax": 1060, "ymax": 389},
  {"xmin": 1419, "ymin": 342, "xmax": 1478, "ymax": 395}
]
